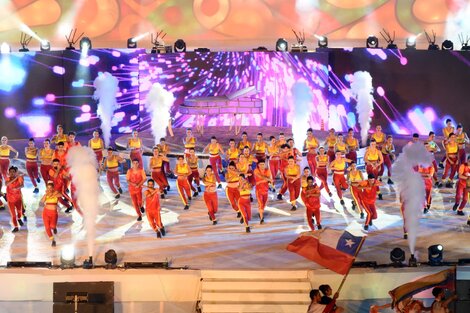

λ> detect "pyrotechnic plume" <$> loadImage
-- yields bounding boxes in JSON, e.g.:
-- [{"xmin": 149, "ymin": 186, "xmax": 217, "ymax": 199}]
[
  {"xmin": 67, "ymin": 146, "xmax": 100, "ymax": 258},
  {"xmin": 292, "ymin": 81, "xmax": 314, "ymax": 152},
  {"xmin": 93, "ymin": 72, "xmax": 120, "ymax": 147},
  {"xmin": 392, "ymin": 143, "xmax": 433, "ymax": 256},
  {"xmin": 350, "ymin": 71, "xmax": 374, "ymax": 146},
  {"xmin": 145, "ymin": 83, "xmax": 174, "ymax": 145}
]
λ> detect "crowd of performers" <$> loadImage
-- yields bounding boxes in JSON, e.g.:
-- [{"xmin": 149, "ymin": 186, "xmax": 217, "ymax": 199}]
[{"xmin": 1, "ymin": 119, "xmax": 470, "ymax": 247}]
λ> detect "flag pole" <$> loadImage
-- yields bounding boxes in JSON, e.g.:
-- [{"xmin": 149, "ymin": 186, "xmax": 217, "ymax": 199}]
[{"xmin": 336, "ymin": 236, "xmax": 366, "ymax": 293}]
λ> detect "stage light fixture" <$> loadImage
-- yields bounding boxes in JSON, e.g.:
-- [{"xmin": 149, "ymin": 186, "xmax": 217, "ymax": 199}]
[
  {"xmin": 428, "ymin": 244, "xmax": 444, "ymax": 265},
  {"xmin": 19, "ymin": 32, "xmax": 32, "ymax": 52},
  {"xmin": 60, "ymin": 245, "xmax": 76, "ymax": 269},
  {"xmin": 83, "ymin": 256, "xmax": 93, "ymax": 269},
  {"xmin": 174, "ymin": 39, "xmax": 186, "ymax": 52},
  {"xmin": 127, "ymin": 38, "xmax": 137, "ymax": 49},
  {"xmin": 409, "ymin": 254, "xmax": 418, "ymax": 267},
  {"xmin": 275, "ymin": 38, "xmax": 288, "ymax": 51},
  {"xmin": 40, "ymin": 40, "xmax": 50, "ymax": 51},
  {"xmin": 406, "ymin": 36, "xmax": 417, "ymax": 49},
  {"xmin": 79, "ymin": 37, "xmax": 92, "ymax": 50},
  {"xmin": 386, "ymin": 43, "xmax": 398, "ymax": 49},
  {"xmin": 1, "ymin": 42, "xmax": 11, "ymax": 54},
  {"xmin": 104, "ymin": 249, "xmax": 117, "ymax": 269},
  {"xmin": 442, "ymin": 40, "xmax": 454, "ymax": 50},
  {"xmin": 390, "ymin": 247, "xmax": 406, "ymax": 266},
  {"xmin": 366, "ymin": 36, "xmax": 379, "ymax": 48},
  {"xmin": 462, "ymin": 44, "xmax": 470, "ymax": 51},
  {"xmin": 194, "ymin": 48, "xmax": 210, "ymax": 53},
  {"xmin": 425, "ymin": 30, "xmax": 439, "ymax": 50},
  {"xmin": 253, "ymin": 46, "xmax": 268, "ymax": 51},
  {"xmin": 458, "ymin": 33, "xmax": 470, "ymax": 51},
  {"xmin": 314, "ymin": 34, "xmax": 328, "ymax": 48}
]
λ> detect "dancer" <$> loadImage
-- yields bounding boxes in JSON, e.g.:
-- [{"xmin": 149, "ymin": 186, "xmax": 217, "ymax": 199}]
[
  {"xmin": 65, "ymin": 132, "xmax": 81, "ymax": 151},
  {"xmin": 149, "ymin": 146, "xmax": 170, "ymax": 198},
  {"xmin": 202, "ymin": 165, "xmax": 218, "ymax": 224},
  {"xmin": 237, "ymin": 131, "xmax": 252, "ymax": 152},
  {"xmin": 329, "ymin": 151, "xmax": 352, "ymax": 205},
  {"xmin": 253, "ymin": 160, "xmax": 272, "ymax": 223},
  {"xmin": 300, "ymin": 167, "xmax": 312, "ymax": 205},
  {"xmin": 334, "ymin": 133, "xmax": 348, "ymax": 156},
  {"xmin": 159, "ymin": 138, "xmax": 173, "ymax": 177},
  {"xmin": 49, "ymin": 159, "xmax": 73, "ymax": 213},
  {"xmin": 104, "ymin": 148, "xmax": 125, "ymax": 199},
  {"xmin": 418, "ymin": 161, "xmax": 435, "ymax": 214},
  {"xmin": 203, "ymin": 136, "xmax": 224, "ymax": 188},
  {"xmin": 238, "ymin": 174, "xmax": 252, "ymax": 233},
  {"xmin": 456, "ymin": 124, "xmax": 469, "ymax": 164},
  {"xmin": 6, "ymin": 166, "xmax": 25, "ymax": 233},
  {"xmin": 371, "ymin": 125, "xmax": 386, "ymax": 150},
  {"xmin": 285, "ymin": 156, "xmax": 301, "ymax": 211},
  {"xmin": 439, "ymin": 133, "xmax": 459, "ymax": 188},
  {"xmin": 40, "ymin": 181, "xmax": 71, "ymax": 246},
  {"xmin": 88, "ymin": 130, "xmax": 105, "ymax": 166},
  {"xmin": 277, "ymin": 144, "xmax": 291, "ymax": 200},
  {"xmin": 225, "ymin": 161, "xmax": 241, "ymax": 217},
  {"xmin": 0, "ymin": 136, "xmax": 19, "ymax": 181},
  {"xmin": 267, "ymin": 136, "xmax": 280, "ymax": 190},
  {"xmin": 183, "ymin": 128, "xmax": 196, "ymax": 157},
  {"xmin": 186, "ymin": 148, "xmax": 201, "ymax": 197},
  {"xmin": 345, "ymin": 128, "xmax": 359, "ymax": 163},
  {"xmin": 426, "ymin": 131, "xmax": 440, "ymax": 184},
  {"xmin": 380, "ymin": 135, "xmax": 395, "ymax": 184},
  {"xmin": 252, "ymin": 132, "xmax": 267, "ymax": 162},
  {"xmin": 358, "ymin": 174, "xmax": 382, "ymax": 230},
  {"xmin": 304, "ymin": 176, "xmax": 322, "ymax": 231},
  {"xmin": 324, "ymin": 128, "xmax": 337, "ymax": 163},
  {"xmin": 53, "ymin": 142, "xmax": 68, "ymax": 168},
  {"xmin": 287, "ymin": 138, "xmax": 302, "ymax": 162},
  {"xmin": 347, "ymin": 161, "xmax": 364, "ymax": 218},
  {"xmin": 364, "ymin": 139, "xmax": 384, "ymax": 200},
  {"xmin": 127, "ymin": 130, "xmax": 143, "ymax": 169},
  {"xmin": 453, "ymin": 155, "xmax": 470, "ymax": 215},
  {"xmin": 145, "ymin": 179, "xmax": 165, "ymax": 237},
  {"xmin": 50, "ymin": 124, "xmax": 67, "ymax": 146},
  {"xmin": 408, "ymin": 133, "xmax": 420, "ymax": 145},
  {"xmin": 440, "ymin": 119, "xmax": 455, "ymax": 168},
  {"xmin": 316, "ymin": 147, "xmax": 332, "ymax": 196},
  {"xmin": 25, "ymin": 138, "xmax": 40, "ymax": 193},
  {"xmin": 126, "ymin": 159, "xmax": 146, "ymax": 221},
  {"xmin": 226, "ymin": 139, "xmax": 239, "ymax": 164},
  {"xmin": 241, "ymin": 146, "xmax": 257, "ymax": 185},
  {"xmin": 304, "ymin": 128, "xmax": 319, "ymax": 174},
  {"xmin": 174, "ymin": 155, "xmax": 192, "ymax": 210},
  {"xmin": 277, "ymin": 132, "xmax": 287, "ymax": 147},
  {"xmin": 39, "ymin": 139, "xmax": 54, "ymax": 186}
]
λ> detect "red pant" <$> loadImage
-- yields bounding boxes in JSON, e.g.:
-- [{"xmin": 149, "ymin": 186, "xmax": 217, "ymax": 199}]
[
  {"xmin": 346, "ymin": 151, "xmax": 357, "ymax": 163},
  {"xmin": 381, "ymin": 154, "xmax": 392, "ymax": 177},
  {"xmin": 42, "ymin": 209, "xmax": 58, "ymax": 238},
  {"xmin": 177, "ymin": 178, "xmax": 191, "ymax": 206},
  {"xmin": 204, "ymin": 192, "xmax": 218, "ymax": 221},
  {"xmin": 366, "ymin": 163, "xmax": 380, "ymax": 179},
  {"xmin": 307, "ymin": 153, "xmax": 317, "ymax": 174},
  {"xmin": 94, "ymin": 150, "xmax": 103, "ymax": 164},
  {"xmin": 106, "ymin": 170, "xmax": 120, "ymax": 194},
  {"xmin": 327, "ymin": 147, "xmax": 335, "ymax": 163},
  {"xmin": 0, "ymin": 158, "xmax": 10, "ymax": 182},
  {"xmin": 256, "ymin": 189, "xmax": 268, "ymax": 212},
  {"xmin": 8, "ymin": 198, "xmax": 23, "ymax": 227},
  {"xmin": 130, "ymin": 191, "xmax": 143, "ymax": 216},
  {"xmin": 226, "ymin": 187, "xmax": 240, "ymax": 211},
  {"xmin": 269, "ymin": 159, "xmax": 280, "ymax": 181},
  {"xmin": 333, "ymin": 173, "xmax": 348, "ymax": 199},
  {"xmin": 40, "ymin": 164, "xmax": 52, "ymax": 185},
  {"xmin": 442, "ymin": 155, "xmax": 458, "ymax": 180},
  {"xmin": 163, "ymin": 160, "xmax": 171, "ymax": 174},
  {"xmin": 459, "ymin": 148, "xmax": 466, "ymax": 165},
  {"xmin": 146, "ymin": 209, "xmax": 163, "ymax": 230},
  {"xmin": 188, "ymin": 169, "xmax": 200, "ymax": 192},
  {"xmin": 26, "ymin": 161, "xmax": 39, "ymax": 187},
  {"xmin": 238, "ymin": 197, "xmax": 251, "ymax": 226},
  {"xmin": 151, "ymin": 170, "xmax": 168, "ymax": 190},
  {"xmin": 209, "ymin": 156, "xmax": 222, "ymax": 183},
  {"xmin": 455, "ymin": 180, "xmax": 469, "ymax": 210},
  {"xmin": 425, "ymin": 179, "xmax": 432, "ymax": 207},
  {"xmin": 130, "ymin": 150, "xmax": 143, "ymax": 169},
  {"xmin": 362, "ymin": 202, "xmax": 377, "ymax": 226},
  {"xmin": 306, "ymin": 202, "xmax": 321, "ymax": 231},
  {"xmin": 316, "ymin": 167, "xmax": 331, "ymax": 194},
  {"xmin": 279, "ymin": 161, "xmax": 288, "ymax": 194},
  {"xmin": 432, "ymin": 159, "xmax": 438, "ymax": 181},
  {"xmin": 288, "ymin": 179, "xmax": 301, "ymax": 203},
  {"xmin": 350, "ymin": 185, "xmax": 362, "ymax": 209}
]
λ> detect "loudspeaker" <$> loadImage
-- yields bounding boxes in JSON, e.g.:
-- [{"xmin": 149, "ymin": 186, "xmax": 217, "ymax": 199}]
[{"xmin": 53, "ymin": 281, "xmax": 114, "ymax": 313}]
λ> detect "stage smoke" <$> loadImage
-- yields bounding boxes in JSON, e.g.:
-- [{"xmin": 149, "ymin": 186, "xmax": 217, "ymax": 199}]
[
  {"xmin": 445, "ymin": 2, "xmax": 470, "ymax": 46},
  {"xmin": 67, "ymin": 146, "xmax": 100, "ymax": 258},
  {"xmin": 350, "ymin": 71, "xmax": 374, "ymax": 146},
  {"xmin": 93, "ymin": 72, "xmax": 120, "ymax": 147},
  {"xmin": 392, "ymin": 143, "xmax": 433, "ymax": 256},
  {"xmin": 144, "ymin": 83, "xmax": 174, "ymax": 145},
  {"xmin": 292, "ymin": 81, "xmax": 314, "ymax": 151}
]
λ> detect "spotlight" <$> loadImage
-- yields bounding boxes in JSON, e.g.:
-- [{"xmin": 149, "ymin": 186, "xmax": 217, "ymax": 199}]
[
  {"xmin": 82, "ymin": 256, "xmax": 93, "ymax": 269},
  {"xmin": 366, "ymin": 36, "xmax": 379, "ymax": 48},
  {"xmin": 462, "ymin": 44, "xmax": 470, "ymax": 51},
  {"xmin": 425, "ymin": 30, "xmax": 439, "ymax": 50},
  {"xmin": 275, "ymin": 38, "xmax": 288, "ymax": 51},
  {"xmin": 386, "ymin": 43, "xmax": 398, "ymax": 49},
  {"xmin": 19, "ymin": 33, "xmax": 32, "ymax": 52},
  {"xmin": 65, "ymin": 29, "xmax": 84, "ymax": 50},
  {"xmin": 127, "ymin": 38, "xmax": 137, "ymax": 49},
  {"xmin": 60, "ymin": 245, "xmax": 75, "ymax": 269},
  {"xmin": 379, "ymin": 29, "xmax": 397, "ymax": 49},
  {"xmin": 40, "ymin": 40, "xmax": 51, "ymax": 51},
  {"xmin": 442, "ymin": 40, "xmax": 454, "ymax": 50},
  {"xmin": 79, "ymin": 37, "xmax": 92, "ymax": 50},
  {"xmin": 390, "ymin": 247, "xmax": 406, "ymax": 266},
  {"xmin": 458, "ymin": 33, "xmax": 470, "ymax": 51},
  {"xmin": 0, "ymin": 42, "xmax": 11, "ymax": 54},
  {"xmin": 104, "ymin": 249, "xmax": 117, "ymax": 269},
  {"xmin": 314, "ymin": 34, "xmax": 328, "ymax": 49},
  {"xmin": 174, "ymin": 39, "xmax": 186, "ymax": 52},
  {"xmin": 428, "ymin": 244, "xmax": 444, "ymax": 265},
  {"xmin": 409, "ymin": 254, "xmax": 418, "ymax": 267},
  {"xmin": 406, "ymin": 36, "xmax": 417, "ymax": 49}
]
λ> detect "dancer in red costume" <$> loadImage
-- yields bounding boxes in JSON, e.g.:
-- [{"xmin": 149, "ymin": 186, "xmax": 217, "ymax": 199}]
[
  {"xmin": 277, "ymin": 144, "xmax": 291, "ymax": 200},
  {"xmin": 358, "ymin": 174, "xmax": 382, "ymax": 231},
  {"xmin": 88, "ymin": 130, "xmax": 104, "ymax": 167},
  {"xmin": 267, "ymin": 136, "xmax": 280, "ymax": 191},
  {"xmin": 417, "ymin": 160, "xmax": 435, "ymax": 214},
  {"xmin": 149, "ymin": 146, "xmax": 169, "ymax": 198},
  {"xmin": 0, "ymin": 136, "xmax": 19, "ymax": 182},
  {"xmin": 237, "ymin": 131, "xmax": 252, "ymax": 152},
  {"xmin": 203, "ymin": 136, "xmax": 224, "ymax": 188},
  {"xmin": 277, "ymin": 132, "xmax": 286, "ymax": 148},
  {"xmin": 186, "ymin": 148, "xmax": 202, "ymax": 197},
  {"xmin": 49, "ymin": 159, "xmax": 73, "ymax": 213},
  {"xmin": 127, "ymin": 130, "xmax": 143, "ymax": 169},
  {"xmin": 329, "ymin": 151, "xmax": 352, "ymax": 205},
  {"xmin": 285, "ymin": 156, "xmax": 301, "ymax": 211},
  {"xmin": 253, "ymin": 160, "xmax": 272, "ymax": 223},
  {"xmin": 183, "ymin": 128, "xmax": 196, "ymax": 158},
  {"xmin": 241, "ymin": 146, "xmax": 257, "ymax": 185},
  {"xmin": 145, "ymin": 179, "xmax": 165, "ymax": 238},
  {"xmin": 334, "ymin": 133, "xmax": 348, "ymax": 156},
  {"xmin": 53, "ymin": 142, "xmax": 68, "ymax": 169},
  {"xmin": 347, "ymin": 161, "xmax": 364, "ymax": 218},
  {"xmin": 345, "ymin": 128, "xmax": 359, "ymax": 163},
  {"xmin": 304, "ymin": 128, "xmax": 319, "ymax": 174},
  {"xmin": 380, "ymin": 135, "xmax": 395, "ymax": 184},
  {"xmin": 226, "ymin": 139, "xmax": 239, "ymax": 164},
  {"xmin": 439, "ymin": 133, "xmax": 459, "ymax": 188},
  {"xmin": 439, "ymin": 119, "xmax": 455, "ymax": 168},
  {"xmin": 287, "ymin": 138, "xmax": 302, "ymax": 162},
  {"xmin": 6, "ymin": 166, "xmax": 25, "ymax": 233},
  {"xmin": 252, "ymin": 132, "xmax": 267, "ymax": 163},
  {"xmin": 40, "ymin": 182, "xmax": 65, "ymax": 246},
  {"xmin": 364, "ymin": 140, "xmax": 384, "ymax": 200},
  {"xmin": 203, "ymin": 165, "xmax": 218, "ymax": 225},
  {"xmin": 65, "ymin": 132, "xmax": 81, "ymax": 152},
  {"xmin": 304, "ymin": 176, "xmax": 322, "ymax": 231},
  {"xmin": 238, "ymin": 174, "xmax": 253, "ymax": 233},
  {"xmin": 300, "ymin": 167, "xmax": 312, "ymax": 206},
  {"xmin": 126, "ymin": 159, "xmax": 146, "ymax": 221},
  {"xmin": 225, "ymin": 161, "xmax": 241, "ymax": 217},
  {"xmin": 158, "ymin": 138, "xmax": 173, "ymax": 177},
  {"xmin": 50, "ymin": 124, "xmax": 67, "ymax": 146},
  {"xmin": 25, "ymin": 138, "xmax": 41, "ymax": 194},
  {"xmin": 324, "ymin": 129, "xmax": 337, "ymax": 163},
  {"xmin": 175, "ymin": 155, "xmax": 192, "ymax": 210},
  {"xmin": 425, "ymin": 131, "xmax": 440, "ymax": 185},
  {"xmin": 316, "ymin": 147, "xmax": 332, "ymax": 197},
  {"xmin": 453, "ymin": 155, "xmax": 470, "ymax": 216},
  {"xmin": 370, "ymin": 125, "xmax": 386, "ymax": 150},
  {"xmin": 455, "ymin": 124, "xmax": 469, "ymax": 165},
  {"xmin": 103, "ymin": 148, "xmax": 125, "ymax": 199}
]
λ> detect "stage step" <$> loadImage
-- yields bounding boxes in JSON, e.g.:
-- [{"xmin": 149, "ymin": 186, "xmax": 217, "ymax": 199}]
[{"xmin": 200, "ymin": 270, "xmax": 311, "ymax": 313}]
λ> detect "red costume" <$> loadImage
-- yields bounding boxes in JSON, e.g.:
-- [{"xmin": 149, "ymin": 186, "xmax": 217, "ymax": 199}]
[
  {"xmin": 225, "ymin": 170, "xmax": 240, "ymax": 212},
  {"xmin": 203, "ymin": 173, "xmax": 218, "ymax": 222},
  {"xmin": 49, "ymin": 167, "xmax": 72, "ymax": 208},
  {"xmin": 455, "ymin": 163, "xmax": 470, "ymax": 212},
  {"xmin": 126, "ymin": 168, "xmax": 146, "ymax": 217},
  {"xmin": 6, "ymin": 175, "xmax": 24, "ymax": 227},
  {"xmin": 254, "ymin": 167, "xmax": 271, "ymax": 214},
  {"xmin": 359, "ymin": 181, "xmax": 380, "ymax": 227},
  {"xmin": 304, "ymin": 186, "xmax": 322, "ymax": 230},
  {"xmin": 145, "ymin": 188, "xmax": 163, "ymax": 231},
  {"xmin": 175, "ymin": 163, "xmax": 192, "ymax": 206}
]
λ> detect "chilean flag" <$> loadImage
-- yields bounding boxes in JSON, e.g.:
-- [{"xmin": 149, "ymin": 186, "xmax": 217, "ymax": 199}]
[{"xmin": 287, "ymin": 228, "xmax": 365, "ymax": 275}]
